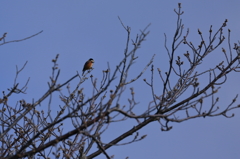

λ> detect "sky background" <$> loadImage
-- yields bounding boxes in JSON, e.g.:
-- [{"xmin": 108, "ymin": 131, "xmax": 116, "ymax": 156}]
[{"xmin": 1, "ymin": 1, "xmax": 240, "ymax": 159}]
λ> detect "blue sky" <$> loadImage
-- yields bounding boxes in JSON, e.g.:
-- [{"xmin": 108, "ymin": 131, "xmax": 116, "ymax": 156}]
[{"xmin": 1, "ymin": 1, "xmax": 240, "ymax": 159}]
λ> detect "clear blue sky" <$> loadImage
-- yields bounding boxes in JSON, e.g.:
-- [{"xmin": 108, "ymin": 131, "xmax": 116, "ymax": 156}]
[{"xmin": 1, "ymin": 1, "xmax": 240, "ymax": 159}]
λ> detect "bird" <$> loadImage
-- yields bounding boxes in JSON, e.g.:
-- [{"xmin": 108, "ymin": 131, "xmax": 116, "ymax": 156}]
[{"xmin": 82, "ymin": 58, "xmax": 94, "ymax": 76}]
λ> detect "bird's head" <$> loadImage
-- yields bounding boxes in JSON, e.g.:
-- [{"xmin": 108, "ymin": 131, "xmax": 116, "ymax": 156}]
[{"xmin": 89, "ymin": 58, "xmax": 94, "ymax": 63}]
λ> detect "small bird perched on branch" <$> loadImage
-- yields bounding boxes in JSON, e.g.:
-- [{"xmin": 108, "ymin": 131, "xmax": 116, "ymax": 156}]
[{"xmin": 82, "ymin": 58, "xmax": 94, "ymax": 76}]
